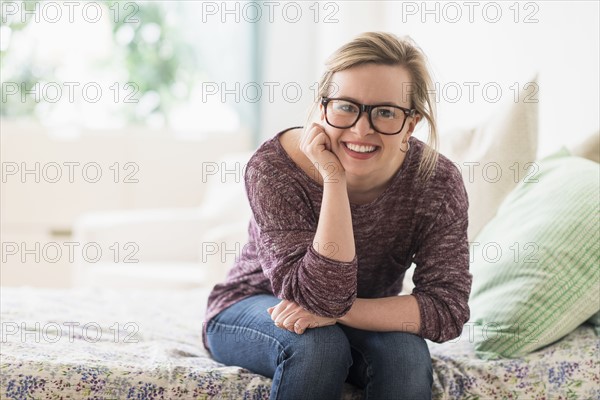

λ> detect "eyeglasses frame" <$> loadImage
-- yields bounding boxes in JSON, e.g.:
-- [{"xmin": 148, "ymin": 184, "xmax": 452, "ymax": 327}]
[{"xmin": 321, "ymin": 97, "xmax": 417, "ymax": 135}]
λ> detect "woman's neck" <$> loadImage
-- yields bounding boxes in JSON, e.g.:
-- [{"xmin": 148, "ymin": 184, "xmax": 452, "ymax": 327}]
[{"xmin": 345, "ymin": 153, "xmax": 406, "ymax": 205}]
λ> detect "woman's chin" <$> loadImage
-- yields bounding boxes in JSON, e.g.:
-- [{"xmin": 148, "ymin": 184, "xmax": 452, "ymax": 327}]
[{"xmin": 340, "ymin": 162, "xmax": 374, "ymax": 179}]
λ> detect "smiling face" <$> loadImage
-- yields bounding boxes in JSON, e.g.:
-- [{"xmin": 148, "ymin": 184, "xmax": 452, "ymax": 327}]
[{"xmin": 319, "ymin": 63, "xmax": 419, "ymax": 186}]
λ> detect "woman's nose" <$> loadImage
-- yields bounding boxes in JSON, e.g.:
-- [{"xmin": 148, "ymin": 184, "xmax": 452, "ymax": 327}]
[{"xmin": 352, "ymin": 112, "xmax": 374, "ymax": 137}]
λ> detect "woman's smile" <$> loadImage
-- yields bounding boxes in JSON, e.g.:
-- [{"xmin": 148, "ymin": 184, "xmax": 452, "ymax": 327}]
[{"xmin": 340, "ymin": 140, "xmax": 381, "ymax": 160}]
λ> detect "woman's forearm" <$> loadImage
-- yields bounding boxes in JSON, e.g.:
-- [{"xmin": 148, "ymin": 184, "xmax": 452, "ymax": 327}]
[
  {"xmin": 336, "ymin": 295, "xmax": 421, "ymax": 334},
  {"xmin": 312, "ymin": 177, "xmax": 355, "ymax": 262}
]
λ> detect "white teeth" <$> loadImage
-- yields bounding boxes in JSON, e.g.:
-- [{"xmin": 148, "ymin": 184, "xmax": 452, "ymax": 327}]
[{"xmin": 345, "ymin": 142, "xmax": 377, "ymax": 153}]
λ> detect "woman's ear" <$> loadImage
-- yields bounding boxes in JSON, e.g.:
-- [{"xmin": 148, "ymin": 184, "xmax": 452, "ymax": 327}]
[
  {"xmin": 319, "ymin": 103, "xmax": 325, "ymax": 121},
  {"xmin": 405, "ymin": 114, "xmax": 421, "ymax": 138}
]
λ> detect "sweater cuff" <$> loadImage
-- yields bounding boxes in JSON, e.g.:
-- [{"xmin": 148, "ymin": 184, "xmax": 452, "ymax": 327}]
[
  {"xmin": 412, "ymin": 291, "xmax": 438, "ymax": 342},
  {"xmin": 307, "ymin": 243, "xmax": 357, "ymax": 266},
  {"xmin": 297, "ymin": 245, "xmax": 358, "ymax": 317}
]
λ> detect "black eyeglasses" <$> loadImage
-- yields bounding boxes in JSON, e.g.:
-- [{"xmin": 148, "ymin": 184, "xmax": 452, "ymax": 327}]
[{"xmin": 321, "ymin": 97, "xmax": 417, "ymax": 135}]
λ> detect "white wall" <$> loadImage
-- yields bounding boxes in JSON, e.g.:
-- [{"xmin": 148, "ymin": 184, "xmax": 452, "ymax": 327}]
[{"xmin": 260, "ymin": 1, "xmax": 599, "ymax": 156}]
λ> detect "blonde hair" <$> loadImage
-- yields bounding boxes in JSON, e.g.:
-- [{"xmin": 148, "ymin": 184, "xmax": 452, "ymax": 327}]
[{"xmin": 305, "ymin": 31, "xmax": 438, "ymax": 180}]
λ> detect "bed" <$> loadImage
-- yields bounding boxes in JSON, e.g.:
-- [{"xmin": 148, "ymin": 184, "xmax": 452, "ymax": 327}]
[
  {"xmin": 5, "ymin": 93, "xmax": 598, "ymax": 399},
  {"xmin": 1, "ymin": 286, "xmax": 598, "ymax": 399}
]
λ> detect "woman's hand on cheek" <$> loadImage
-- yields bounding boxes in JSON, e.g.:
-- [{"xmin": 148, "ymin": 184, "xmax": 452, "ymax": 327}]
[
  {"xmin": 300, "ymin": 123, "xmax": 345, "ymax": 183},
  {"xmin": 268, "ymin": 299, "xmax": 337, "ymax": 334}
]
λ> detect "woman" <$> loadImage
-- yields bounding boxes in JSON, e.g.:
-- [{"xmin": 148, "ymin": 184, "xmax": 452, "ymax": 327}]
[{"xmin": 203, "ymin": 31, "xmax": 471, "ymax": 400}]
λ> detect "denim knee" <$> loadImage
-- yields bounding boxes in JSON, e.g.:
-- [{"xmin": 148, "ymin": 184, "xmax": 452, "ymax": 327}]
[
  {"xmin": 342, "ymin": 328, "xmax": 433, "ymax": 400},
  {"xmin": 282, "ymin": 324, "xmax": 353, "ymax": 372},
  {"xmin": 268, "ymin": 324, "xmax": 353, "ymax": 400}
]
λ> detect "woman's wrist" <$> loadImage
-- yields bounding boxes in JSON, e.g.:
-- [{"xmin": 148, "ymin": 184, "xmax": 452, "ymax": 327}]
[
  {"xmin": 320, "ymin": 164, "xmax": 346, "ymax": 185},
  {"xmin": 322, "ymin": 174, "xmax": 346, "ymax": 188},
  {"xmin": 336, "ymin": 306, "xmax": 352, "ymax": 325}
]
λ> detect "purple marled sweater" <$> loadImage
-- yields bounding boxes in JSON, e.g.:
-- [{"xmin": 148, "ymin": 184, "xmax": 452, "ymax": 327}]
[{"xmin": 203, "ymin": 128, "xmax": 471, "ymax": 352}]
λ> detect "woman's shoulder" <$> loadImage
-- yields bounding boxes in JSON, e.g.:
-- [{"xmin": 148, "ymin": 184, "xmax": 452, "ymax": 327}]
[
  {"xmin": 410, "ymin": 139, "xmax": 463, "ymax": 189},
  {"xmin": 245, "ymin": 126, "xmax": 313, "ymax": 186},
  {"xmin": 406, "ymin": 140, "xmax": 468, "ymax": 226},
  {"xmin": 247, "ymin": 127, "xmax": 295, "ymax": 167},
  {"xmin": 433, "ymin": 151, "xmax": 464, "ymax": 186},
  {"xmin": 409, "ymin": 139, "xmax": 467, "ymax": 211}
]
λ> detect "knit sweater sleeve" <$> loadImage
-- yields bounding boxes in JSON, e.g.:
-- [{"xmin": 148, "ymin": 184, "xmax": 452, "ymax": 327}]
[
  {"xmin": 411, "ymin": 165, "xmax": 472, "ymax": 343},
  {"xmin": 244, "ymin": 160, "xmax": 358, "ymax": 318}
]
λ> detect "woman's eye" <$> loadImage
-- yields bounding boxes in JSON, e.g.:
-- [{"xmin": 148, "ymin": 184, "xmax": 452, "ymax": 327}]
[
  {"xmin": 376, "ymin": 108, "xmax": 396, "ymax": 119},
  {"xmin": 335, "ymin": 102, "xmax": 358, "ymax": 113}
]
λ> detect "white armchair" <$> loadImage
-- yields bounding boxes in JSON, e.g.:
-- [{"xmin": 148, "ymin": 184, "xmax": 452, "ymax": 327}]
[{"xmin": 72, "ymin": 152, "xmax": 254, "ymax": 289}]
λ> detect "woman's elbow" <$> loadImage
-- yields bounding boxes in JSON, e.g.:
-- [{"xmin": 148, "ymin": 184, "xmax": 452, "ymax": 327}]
[
  {"xmin": 268, "ymin": 266, "xmax": 357, "ymax": 317},
  {"xmin": 294, "ymin": 285, "xmax": 357, "ymax": 318},
  {"xmin": 437, "ymin": 302, "xmax": 470, "ymax": 343}
]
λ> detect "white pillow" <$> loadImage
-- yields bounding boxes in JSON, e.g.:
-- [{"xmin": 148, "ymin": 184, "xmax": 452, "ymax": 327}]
[
  {"xmin": 568, "ymin": 130, "xmax": 600, "ymax": 163},
  {"xmin": 201, "ymin": 151, "xmax": 253, "ymax": 224},
  {"xmin": 198, "ymin": 220, "xmax": 251, "ymax": 288},
  {"xmin": 438, "ymin": 79, "xmax": 539, "ymax": 241},
  {"xmin": 198, "ymin": 151, "xmax": 253, "ymax": 287}
]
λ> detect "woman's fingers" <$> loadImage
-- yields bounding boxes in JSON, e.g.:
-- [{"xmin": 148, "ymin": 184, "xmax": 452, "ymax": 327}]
[
  {"xmin": 302, "ymin": 122, "xmax": 325, "ymax": 143},
  {"xmin": 270, "ymin": 299, "xmax": 299, "ymax": 327},
  {"xmin": 292, "ymin": 317, "xmax": 311, "ymax": 334},
  {"xmin": 275, "ymin": 314, "xmax": 300, "ymax": 331},
  {"xmin": 269, "ymin": 299, "xmax": 292, "ymax": 317},
  {"xmin": 301, "ymin": 124, "xmax": 327, "ymax": 154},
  {"xmin": 269, "ymin": 300, "xmax": 309, "ymax": 333},
  {"xmin": 269, "ymin": 299, "xmax": 338, "ymax": 334},
  {"xmin": 299, "ymin": 123, "xmax": 346, "ymax": 182}
]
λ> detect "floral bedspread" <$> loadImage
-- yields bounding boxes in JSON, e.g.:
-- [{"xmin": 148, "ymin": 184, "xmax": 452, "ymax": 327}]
[{"xmin": 1, "ymin": 287, "xmax": 598, "ymax": 399}]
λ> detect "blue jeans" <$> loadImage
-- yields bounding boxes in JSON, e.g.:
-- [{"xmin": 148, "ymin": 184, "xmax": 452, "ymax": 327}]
[{"xmin": 206, "ymin": 294, "xmax": 433, "ymax": 400}]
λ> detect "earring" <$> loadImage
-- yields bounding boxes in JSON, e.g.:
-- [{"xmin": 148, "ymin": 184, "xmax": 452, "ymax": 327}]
[{"xmin": 400, "ymin": 139, "xmax": 410, "ymax": 153}]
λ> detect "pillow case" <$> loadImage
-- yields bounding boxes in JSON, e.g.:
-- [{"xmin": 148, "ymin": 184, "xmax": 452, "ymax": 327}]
[
  {"xmin": 439, "ymin": 79, "xmax": 538, "ymax": 241},
  {"xmin": 566, "ymin": 137, "xmax": 600, "ymax": 334},
  {"xmin": 468, "ymin": 148, "xmax": 600, "ymax": 359}
]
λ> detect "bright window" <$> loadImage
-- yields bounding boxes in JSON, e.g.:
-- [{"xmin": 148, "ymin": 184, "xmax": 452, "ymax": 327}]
[{"xmin": 0, "ymin": 1, "xmax": 257, "ymax": 135}]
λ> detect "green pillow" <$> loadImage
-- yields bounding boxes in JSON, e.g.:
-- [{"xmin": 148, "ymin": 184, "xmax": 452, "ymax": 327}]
[{"xmin": 469, "ymin": 148, "xmax": 600, "ymax": 359}]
